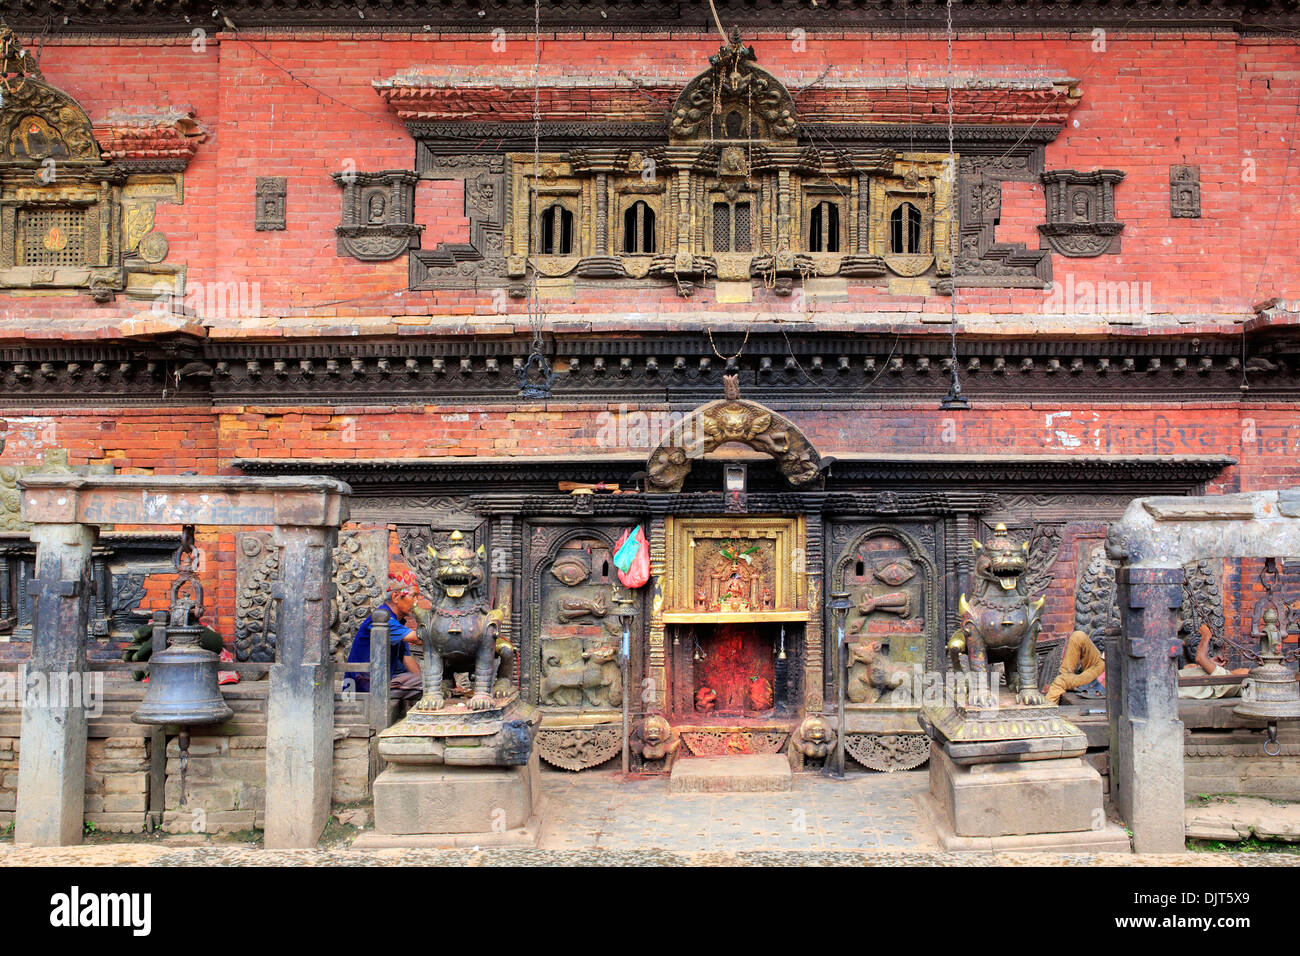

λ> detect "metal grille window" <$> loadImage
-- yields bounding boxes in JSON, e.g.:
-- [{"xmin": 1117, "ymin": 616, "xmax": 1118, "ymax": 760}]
[
  {"xmin": 713, "ymin": 200, "xmax": 752, "ymax": 252},
  {"xmin": 622, "ymin": 201, "xmax": 656, "ymax": 254},
  {"xmin": 808, "ymin": 201, "xmax": 840, "ymax": 253},
  {"xmin": 538, "ymin": 204, "xmax": 574, "ymax": 255},
  {"xmin": 20, "ymin": 207, "xmax": 86, "ymax": 267}
]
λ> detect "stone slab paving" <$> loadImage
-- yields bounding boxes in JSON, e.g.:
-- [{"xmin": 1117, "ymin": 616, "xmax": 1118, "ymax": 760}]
[
  {"xmin": 2, "ymin": 767, "xmax": 1299, "ymax": 865},
  {"xmin": 1186, "ymin": 796, "xmax": 1300, "ymax": 842}
]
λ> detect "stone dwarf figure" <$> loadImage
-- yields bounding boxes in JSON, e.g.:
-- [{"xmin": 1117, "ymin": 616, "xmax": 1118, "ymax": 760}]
[
  {"xmin": 631, "ymin": 714, "xmax": 681, "ymax": 771},
  {"xmin": 789, "ymin": 714, "xmax": 836, "ymax": 771}
]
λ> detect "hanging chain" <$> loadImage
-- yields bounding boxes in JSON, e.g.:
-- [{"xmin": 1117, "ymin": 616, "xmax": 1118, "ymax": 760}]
[{"xmin": 940, "ymin": 0, "xmax": 969, "ymax": 410}]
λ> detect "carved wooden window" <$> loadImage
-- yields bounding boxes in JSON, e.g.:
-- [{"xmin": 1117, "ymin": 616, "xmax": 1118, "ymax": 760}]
[
  {"xmin": 622, "ymin": 200, "xmax": 656, "ymax": 254},
  {"xmin": 712, "ymin": 200, "xmax": 752, "ymax": 253},
  {"xmin": 808, "ymin": 201, "xmax": 840, "ymax": 253},
  {"xmin": 19, "ymin": 207, "xmax": 87, "ymax": 266},
  {"xmin": 890, "ymin": 202, "xmax": 923, "ymax": 255},
  {"xmin": 538, "ymin": 203, "xmax": 574, "ymax": 255}
]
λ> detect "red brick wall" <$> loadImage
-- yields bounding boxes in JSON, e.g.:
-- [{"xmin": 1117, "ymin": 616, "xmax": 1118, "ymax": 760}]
[{"xmin": 7, "ymin": 29, "xmax": 1300, "ymax": 326}]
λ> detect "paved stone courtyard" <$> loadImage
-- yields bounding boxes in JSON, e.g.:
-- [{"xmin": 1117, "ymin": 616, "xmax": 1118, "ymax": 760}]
[
  {"xmin": 2, "ymin": 766, "xmax": 1299, "ymax": 865},
  {"xmin": 537, "ymin": 766, "xmax": 938, "ymax": 852}
]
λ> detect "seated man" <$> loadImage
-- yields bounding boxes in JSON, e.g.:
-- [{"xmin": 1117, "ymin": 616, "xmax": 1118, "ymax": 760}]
[
  {"xmin": 1045, "ymin": 630, "xmax": 1106, "ymax": 705},
  {"xmin": 346, "ymin": 567, "xmax": 424, "ymax": 701},
  {"xmin": 1177, "ymin": 621, "xmax": 1249, "ymax": 700}
]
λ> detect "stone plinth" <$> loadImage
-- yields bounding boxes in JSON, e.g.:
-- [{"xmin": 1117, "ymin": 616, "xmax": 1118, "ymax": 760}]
[
  {"xmin": 669, "ymin": 754, "xmax": 793, "ymax": 793},
  {"xmin": 920, "ymin": 697, "xmax": 1131, "ymax": 853},
  {"xmin": 360, "ymin": 753, "xmax": 542, "ymax": 847},
  {"xmin": 358, "ymin": 695, "xmax": 543, "ymax": 848}
]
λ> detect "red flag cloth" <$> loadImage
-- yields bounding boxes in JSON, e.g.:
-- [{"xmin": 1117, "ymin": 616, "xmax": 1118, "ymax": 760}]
[{"xmin": 612, "ymin": 526, "xmax": 650, "ymax": 588}]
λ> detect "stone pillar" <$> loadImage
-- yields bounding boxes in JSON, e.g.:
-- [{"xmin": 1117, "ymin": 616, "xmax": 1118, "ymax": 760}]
[
  {"xmin": 1111, "ymin": 565, "xmax": 1185, "ymax": 854},
  {"xmin": 646, "ymin": 513, "xmax": 668, "ymax": 712},
  {"xmin": 265, "ymin": 524, "xmax": 337, "ymax": 849},
  {"xmin": 803, "ymin": 505, "xmax": 825, "ymax": 712},
  {"xmin": 16, "ymin": 522, "xmax": 96, "ymax": 846}
]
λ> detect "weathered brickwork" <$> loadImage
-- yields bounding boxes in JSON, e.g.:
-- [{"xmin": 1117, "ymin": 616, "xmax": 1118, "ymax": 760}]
[{"xmin": 0, "ymin": 29, "xmax": 1297, "ymax": 329}]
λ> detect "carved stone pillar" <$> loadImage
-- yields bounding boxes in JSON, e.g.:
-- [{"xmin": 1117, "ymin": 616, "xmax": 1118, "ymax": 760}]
[
  {"xmin": 804, "ymin": 504, "xmax": 825, "ymax": 712},
  {"xmin": 1111, "ymin": 565, "xmax": 1185, "ymax": 854},
  {"xmin": 676, "ymin": 170, "xmax": 692, "ymax": 256},
  {"xmin": 856, "ymin": 173, "xmax": 871, "ymax": 254},
  {"xmin": 777, "ymin": 169, "xmax": 792, "ymax": 252},
  {"xmin": 594, "ymin": 173, "xmax": 609, "ymax": 255},
  {"xmin": 647, "ymin": 513, "xmax": 668, "ymax": 712},
  {"xmin": 16, "ymin": 522, "xmax": 96, "ymax": 846},
  {"xmin": 265, "ymin": 524, "xmax": 337, "ymax": 849}
]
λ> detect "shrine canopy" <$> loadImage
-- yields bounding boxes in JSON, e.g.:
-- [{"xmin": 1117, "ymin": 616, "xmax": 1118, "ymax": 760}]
[{"xmin": 644, "ymin": 397, "xmax": 823, "ymax": 493}]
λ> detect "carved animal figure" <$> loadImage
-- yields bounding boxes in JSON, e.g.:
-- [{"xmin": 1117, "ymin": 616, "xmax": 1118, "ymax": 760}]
[
  {"xmin": 845, "ymin": 640, "xmax": 911, "ymax": 704},
  {"xmin": 415, "ymin": 531, "xmax": 513, "ymax": 711},
  {"xmin": 540, "ymin": 643, "xmax": 622, "ymax": 708},
  {"xmin": 947, "ymin": 523, "xmax": 1046, "ymax": 706}
]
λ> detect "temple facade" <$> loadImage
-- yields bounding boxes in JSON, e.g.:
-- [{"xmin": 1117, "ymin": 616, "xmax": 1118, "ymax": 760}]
[{"xmin": 1, "ymin": 1, "xmax": 1299, "ymax": 777}]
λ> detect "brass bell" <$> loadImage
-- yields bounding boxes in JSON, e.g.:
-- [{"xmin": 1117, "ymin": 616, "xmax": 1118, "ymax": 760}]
[
  {"xmin": 1234, "ymin": 608, "xmax": 1300, "ymax": 755},
  {"xmin": 133, "ymin": 582, "xmax": 232, "ymax": 729}
]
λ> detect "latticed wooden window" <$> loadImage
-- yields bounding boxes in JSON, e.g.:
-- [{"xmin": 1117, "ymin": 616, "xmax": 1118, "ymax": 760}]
[
  {"xmin": 808, "ymin": 201, "xmax": 840, "ymax": 253},
  {"xmin": 538, "ymin": 203, "xmax": 573, "ymax": 255},
  {"xmin": 19, "ymin": 207, "xmax": 86, "ymax": 267},
  {"xmin": 889, "ymin": 202, "xmax": 923, "ymax": 255},
  {"xmin": 712, "ymin": 200, "xmax": 752, "ymax": 252},
  {"xmin": 623, "ymin": 201, "xmax": 656, "ymax": 254}
]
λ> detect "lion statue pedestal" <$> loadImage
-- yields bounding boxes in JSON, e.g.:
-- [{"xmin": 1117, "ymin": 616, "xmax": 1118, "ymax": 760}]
[
  {"xmin": 917, "ymin": 691, "xmax": 1129, "ymax": 852},
  {"xmin": 355, "ymin": 694, "xmax": 544, "ymax": 848}
]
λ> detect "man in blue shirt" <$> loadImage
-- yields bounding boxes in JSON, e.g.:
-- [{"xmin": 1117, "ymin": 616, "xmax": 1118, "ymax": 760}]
[{"xmin": 346, "ymin": 567, "xmax": 424, "ymax": 700}]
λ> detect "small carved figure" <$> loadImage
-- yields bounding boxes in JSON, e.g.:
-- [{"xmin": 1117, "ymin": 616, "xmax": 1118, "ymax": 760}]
[
  {"xmin": 846, "ymin": 639, "xmax": 911, "ymax": 704},
  {"xmin": 695, "ymin": 685, "xmax": 718, "ymax": 713},
  {"xmin": 794, "ymin": 715, "xmax": 836, "ymax": 759},
  {"xmin": 851, "ymin": 588, "xmax": 911, "ymax": 627},
  {"xmin": 367, "ymin": 192, "xmax": 387, "ymax": 222},
  {"xmin": 748, "ymin": 675, "xmax": 774, "ymax": 711},
  {"xmin": 632, "ymin": 714, "xmax": 681, "ymax": 769},
  {"xmin": 557, "ymin": 594, "xmax": 608, "ymax": 622}
]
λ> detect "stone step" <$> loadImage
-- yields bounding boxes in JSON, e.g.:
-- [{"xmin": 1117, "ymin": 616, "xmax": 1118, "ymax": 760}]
[{"xmin": 669, "ymin": 754, "xmax": 792, "ymax": 794}]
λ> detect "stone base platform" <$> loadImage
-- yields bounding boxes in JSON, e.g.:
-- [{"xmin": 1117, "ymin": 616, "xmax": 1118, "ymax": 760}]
[
  {"xmin": 357, "ymin": 751, "xmax": 544, "ymax": 848},
  {"xmin": 669, "ymin": 754, "xmax": 792, "ymax": 793},
  {"xmin": 925, "ymin": 743, "xmax": 1130, "ymax": 852},
  {"xmin": 919, "ymin": 792, "xmax": 1131, "ymax": 852}
]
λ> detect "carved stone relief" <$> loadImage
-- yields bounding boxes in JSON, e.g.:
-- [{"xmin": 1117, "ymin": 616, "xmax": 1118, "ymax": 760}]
[
  {"xmin": 844, "ymin": 732, "xmax": 930, "ymax": 771},
  {"xmin": 532, "ymin": 532, "xmax": 624, "ymax": 712},
  {"xmin": 1038, "ymin": 169, "xmax": 1125, "ymax": 257},
  {"xmin": 410, "ymin": 154, "xmax": 506, "ymax": 289},
  {"xmin": 234, "ymin": 528, "xmax": 387, "ymax": 662},
  {"xmin": 1170, "ymin": 164, "xmax": 1201, "ymax": 218},
  {"xmin": 953, "ymin": 154, "xmax": 1052, "ymax": 288},
  {"xmin": 332, "ymin": 169, "xmax": 423, "ymax": 261},
  {"xmin": 535, "ymin": 726, "xmax": 622, "ymax": 771},
  {"xmin": 645, "ymin": 398, "xmax": 821, "ymax": 493},
  {"xmin": 834, "ymin": 525, "xmax": 940, "ymax": 680},
  {"xmin": 255, "ymin": 176, "xmax": 287, "ymax": 230}
]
